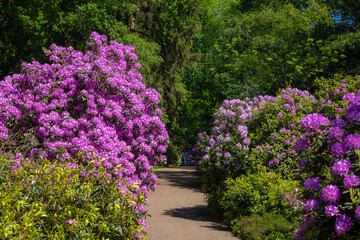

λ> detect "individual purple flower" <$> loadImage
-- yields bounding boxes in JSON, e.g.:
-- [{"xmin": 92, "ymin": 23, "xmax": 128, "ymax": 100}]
[
  {"xmin": 321, "ymin": 185, "xmax": 341, "ymax": 203},
  {"xmin": 285, "ymin": 139, "xmax": 291, "ymax": 144},
  {"xmin": 304, "ymin": 177, "xmax": 321, "ymax": 191},
  {"xmin": 291, "ymin": 110, "xmax": 296, "ymax": 115},
  {"xmin": 355, "ymin": 206, "xmax": 360, "ymax": 220},
  {"xmin": 304, "ymin": 199, "xmax": 319, "ymax": 213},
  {"xmin": 242, "ymin": 137, "xmax": 251, "ymax": 145},
  {"xmin": 284, "ymin": 103, "xmax": 291, "ymax": 110},
  {"xmin": 325, "ymin": 205, "xmax": 339, "ymax": 217},
  {"xmin": 344, "ymin": 134, "xmax": 360, "ymax": 149},
  {"xmin": 335, "ymin": 214, "xmax": 352, "ymax": 236},
  {"xmin": 331, "ymin": 142, "xmax": 348, "ymax": 158},
  {"xmin": 294, "ymin": 139, "xmax": 310, "ymax": 152},
  {"xmin": 277, "ymin": 112, "xmax": 283, "ymax": 117},
  {"xmin": 155, "ymin": 108, "xmax": 163, "ymax": 116},
  {"xmin": 224, "ymin": 152, "xmax": 232, "ymax": 158},
  {"xmin": 274, "ymin": 158, "xmax": 279, "ymax": 164},
  {"xmin": 332, "ymin": 159, "xmax": 352, "ymax": 176},
  {"xmin": 328, "ymin": 127, "xmax": 345, "ymax": 140},
  {"xmin": 337, "ymin": 108, "xmax": 342, "ymax": 113},
  {"xmin": 327, "ymin": 100, "xmax": 332, "ymax": 105},
  {"xmin": 340, "ymin": 83, "xmax": 346, "ymax": 88},
  {"xmin": 343, "ymin": 174, "xmax": 359, "ymax": 190},
  {"xmin": 237, "ymin": 125, "xmax": 248, "ymax": 138},
  {"xmin": 273, "ymin": 135, "xmax": 278, "ymax": 141},
  {"xmin": 335, "ymin": 89, "xmax": 341, "ymax": 94}
]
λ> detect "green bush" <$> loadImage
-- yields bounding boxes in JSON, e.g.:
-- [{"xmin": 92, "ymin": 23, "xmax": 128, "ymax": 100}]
[
  {"xmin": 233, "ymin": 212, "xmax": 297, "ymax": 240},
  {"xmin": 0, "ymin": 154, "xmax": 146, "ymax": 239},
  {"xmin": 221, "ymin": 165, "xmax": 300, "ymax": 225},
  {"xmin": 165, "ymin": 142, "xmax": 182, "ymax": 166}
]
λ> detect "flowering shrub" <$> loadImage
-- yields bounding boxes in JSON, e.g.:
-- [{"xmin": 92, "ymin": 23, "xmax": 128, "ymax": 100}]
[
  {"xmin": 190, "ymin": 95, "xmax": 274, "ymax": 212},
  {"xmin": 0, "ymin": 32, "xmax": 168, "ymax": 197},
  {"xmin": 0, "ymin": 154, "xmax": 147, "ymax": 239},
  {"xmin": 190, "ymin": 88, "xmax": 320, "ymax": 215},
  {"xmin": 191, "ymin": 76, "xmax": 360, "ymax": 238}
]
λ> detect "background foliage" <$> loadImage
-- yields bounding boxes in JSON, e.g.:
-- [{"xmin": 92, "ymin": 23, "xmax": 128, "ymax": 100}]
[{"xmin": 1, "ymin": 0, "xmax": 360, "ymax": 158}]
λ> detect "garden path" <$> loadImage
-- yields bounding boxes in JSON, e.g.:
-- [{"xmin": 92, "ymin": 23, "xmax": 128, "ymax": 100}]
[{"xmin": 146, "ymin": 167, "xmax": 239, "ymax": 240}]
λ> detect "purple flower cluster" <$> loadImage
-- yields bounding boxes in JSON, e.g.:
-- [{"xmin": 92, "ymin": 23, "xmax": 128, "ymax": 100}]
[
  {"xmin": 325, "ymin": 205, "xmax": 339, "ymax": 217},
  {"xmin": 355, "ymin": 206, "xmax": 360, "ymax": 219},
  {"xmin": 294, "ymin": 139, "xmax": 310, "ymax": 152},
  {"xmin": 347, "ymin": 103, "xmax": 360, "ymax": 122},
  {"xmin": 321, "ymin": 185, "xmax": 341, "ymax": 203},
  {"xmin": 300, "ymin": 113, "xmax": 330, "ymax": 131},
  {"xmin": 335, "ymin": 214, "xmax": 352, "ymax": 236},
  {"xmin": 331, "ymin": 142, "xmax": 348, "ymax": 158},
  {"xmin": 332, "ymin": 159, "xmax": 352, "ymax": 176},
  {"xmin": 332, "ymin": 118, "xmax": 346, "ymax": 128},
  {"xmin": 304, "ymin": 199, "xmax": 319, "ymax": 213},
  {"xmin": 343, "ymin": 174, "xmax": 359, "ymax": 190},
  {"xmin": 344, "ymin": 134, "xmax": 360, "ymax": 150},
  {"xmin": 304, "ymin": 177, "xmax": 320, "ymax": 191},
  {"xmin": 327, "ymin": 127, "xmax": 345, "ymax": 140}
]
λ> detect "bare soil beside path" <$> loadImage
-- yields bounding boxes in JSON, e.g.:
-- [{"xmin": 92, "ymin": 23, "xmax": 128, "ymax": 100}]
[{"xmin": 146, "ymin": 167, "xmax": 239, "ymax": 240}]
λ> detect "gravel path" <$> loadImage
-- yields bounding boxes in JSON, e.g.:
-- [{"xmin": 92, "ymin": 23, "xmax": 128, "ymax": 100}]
[{"xmin": 146, "ymin": 167, "xmax": 239, "ymax": 240}]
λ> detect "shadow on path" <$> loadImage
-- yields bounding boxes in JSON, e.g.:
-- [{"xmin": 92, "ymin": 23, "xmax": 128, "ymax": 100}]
[
  {"xmin": 156, "ymin": 167, "xmax": 201, "ymax": 190},
  {"xmin": 163, "ymin": 205, "xmax": 231, "ymax": 232}
]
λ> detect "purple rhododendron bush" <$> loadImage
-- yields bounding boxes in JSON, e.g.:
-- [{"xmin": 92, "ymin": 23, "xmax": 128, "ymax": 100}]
[
  {"xmin": 0, "ymin": 32, "xmax": 168, "ymax": 239},
  {"xmin": 191, "ymin": 76, "xmax": 360, "ymax": 239}
]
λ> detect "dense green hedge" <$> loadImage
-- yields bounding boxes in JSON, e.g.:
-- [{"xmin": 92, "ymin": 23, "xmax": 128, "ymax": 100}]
[{"xmin": 0, "ymin": 154, "xmax": 147, "ymax": 239}]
